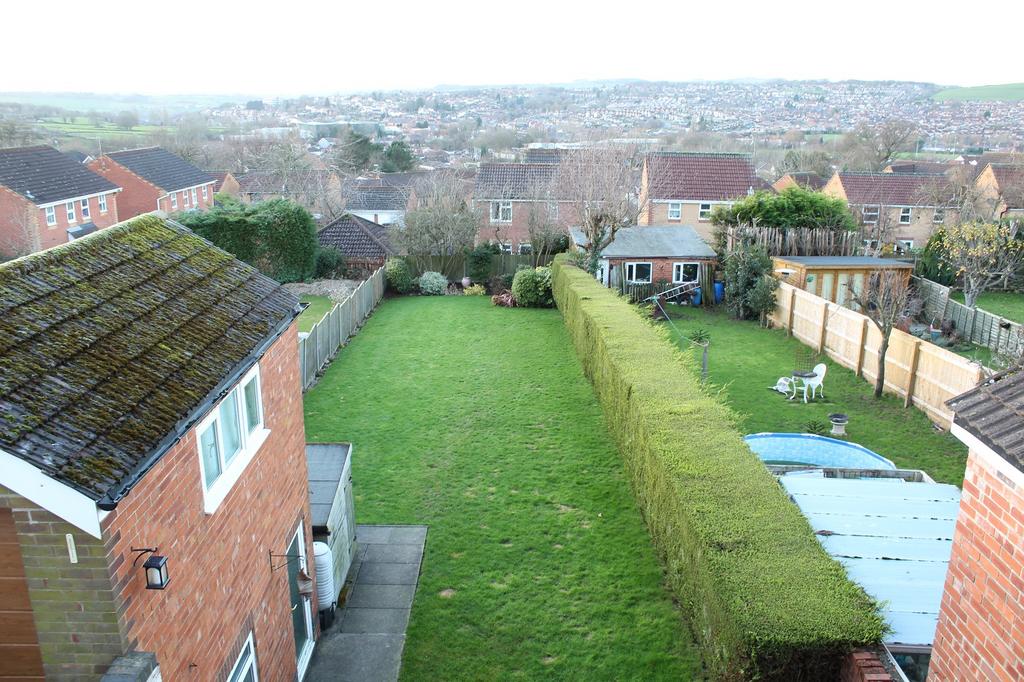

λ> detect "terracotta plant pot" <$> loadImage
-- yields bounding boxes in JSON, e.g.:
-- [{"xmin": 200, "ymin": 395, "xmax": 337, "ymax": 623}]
[{"xmin": 461, "ymin": 277, "xmax": 472, "ymax": 288}]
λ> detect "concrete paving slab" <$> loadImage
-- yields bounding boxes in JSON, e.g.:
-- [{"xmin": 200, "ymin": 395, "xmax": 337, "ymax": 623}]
[
  {"xmin": 340, "ymin": 608, "xmax": 411, "ymax": 635},
  {"xmin": 347, "ymin": 583, "xmax": 418, "ymax": 609},
  {"xmin": 388, "ymin": 526, "xmax": 428, "ymax": 544},
  {"xmin": 356, "ymin": 526, "xmax": 393, "ymax": 544},
  {"xmin": 364, "ymin": 543, "xmax": 422, "ymax": 564},
  {"xmin": 306, "ymin": 633, "xmax": 404, "ymax": 682},
  {"xmin": 356, "ymin": 562, "xmax": 421, "ymax": 586}
]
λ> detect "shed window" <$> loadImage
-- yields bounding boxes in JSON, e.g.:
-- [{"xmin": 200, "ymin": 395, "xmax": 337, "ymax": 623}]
[
  {"xmin": 672, "ymin": 262, "xmax": 700, "ymax": 283},
  {"xmin": 196, "ymin": 364, "xmax": 268, "ymax": 513},
  {"xmin": 625, "ymin": 262, "xmax": 653, "ymax": 283}
]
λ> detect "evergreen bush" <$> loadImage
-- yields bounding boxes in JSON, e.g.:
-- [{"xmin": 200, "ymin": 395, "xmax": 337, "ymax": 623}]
[
  {"xmin": 418, "ymin": 271, "xmax": 448, "ymax": 295},
  {"xmin": 384, "ymin": 258, "xmax": 413, "ymax": 293},
  {"xmin": 510, "ymin": 266, "xmax": 553, "ymax": 307}
]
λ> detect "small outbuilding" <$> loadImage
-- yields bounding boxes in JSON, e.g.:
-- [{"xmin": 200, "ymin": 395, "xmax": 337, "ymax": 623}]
[
  {"xmin": 772, "ymin": 255, "xmax": 913, "ymax": 304},
  {"xmin": 570, "ymin": 225, "xmax": 717, "ymax": 289}
]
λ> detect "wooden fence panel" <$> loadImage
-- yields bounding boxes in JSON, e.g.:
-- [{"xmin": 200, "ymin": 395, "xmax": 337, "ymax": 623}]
[
  {"xmin": 406, "ymin": 253, "xmax": 554, "ymax": 280},
  {"xmin": 771, "ymin": 281, "xmax": 982, "ymax": 428},
  {"xmin": 297, "ymin": 266, "xmax": 386, "ymax": 391},
  {"xmin": 913, "ymin": 276, "xmax": 1023, "ymax": 357}
]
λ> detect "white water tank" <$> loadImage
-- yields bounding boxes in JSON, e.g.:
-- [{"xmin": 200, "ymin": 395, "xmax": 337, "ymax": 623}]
[{"xmin": 313, "ymin": 541, "xmax": 335, "ymax": 610}]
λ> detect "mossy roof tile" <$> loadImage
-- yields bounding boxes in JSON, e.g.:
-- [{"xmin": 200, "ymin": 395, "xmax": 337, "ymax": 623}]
[{"xmin": 0, "ymin": 215, "xmax": 301, "ymax": 501}]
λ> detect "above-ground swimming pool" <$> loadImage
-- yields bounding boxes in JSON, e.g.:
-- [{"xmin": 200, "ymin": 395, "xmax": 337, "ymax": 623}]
[{"xmin": 744, "ymin": 433, "xmax": 896, "ymax": 470}]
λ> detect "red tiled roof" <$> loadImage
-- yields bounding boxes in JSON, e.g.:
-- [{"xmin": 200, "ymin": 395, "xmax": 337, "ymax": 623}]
[
  {"xmin": 989, "ymin": 164, "xmax": 1024, "ymax": 207},
  {"xmin": 836, "ymin": 172, "xmax": 948, "ymax": 207},
  {"xmin": 207, "ymin": 171, "xmax": 232, "ymax": 193},
  {"xmin": 646, "ymin": 152, "xmax": 757, "ymax": 201},
  {"xmin": 317, "ymin": 214, "xmax": 393, "ymax": 259},
  {"xmin": 474, "ymin": 163, "xmax": 559, "ymax": 199}
]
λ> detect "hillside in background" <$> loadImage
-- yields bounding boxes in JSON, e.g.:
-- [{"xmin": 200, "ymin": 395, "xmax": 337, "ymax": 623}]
[{"xmin": 934, "ymin": 83, "xmax": 1024, "ymax": 102}]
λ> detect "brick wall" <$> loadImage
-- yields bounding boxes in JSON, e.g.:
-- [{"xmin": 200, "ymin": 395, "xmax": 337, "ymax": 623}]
[
  {"xmin": 930, "ymin": 444, "xmax": 1024, "ymax": 681},
  {"xmin": 840, "ymin": 649, "xmax": 897, "ymax": 682},
  {"xmin": 0, "ymin": 186, "xmax": 39, "ymax": 256},
  {"xmin": 642, "ymin": 202, "xmax": 720, "ymax": 243},
  {"xmin": 0, "ymin": 486, "xmax": 123, "ymax": 680},
  {"xmin": 101, "ymin": 322, "xmax": 316, "ymax": 681},
  {"xmin": 88, "ymin": 159, "xmax": 161, "ymax": 220},
  {"xmin": 605, "ymin": 257, "xmax": 713, "ymax": 286},
  {"xmin": 475, "ymin": 199, "xmax": 577, "ymax": 251}
]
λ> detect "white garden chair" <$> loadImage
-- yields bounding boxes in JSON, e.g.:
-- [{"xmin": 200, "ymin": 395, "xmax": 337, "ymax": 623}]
[{"xmin": 793, "ymin": 363, "xmax": 827, "ymax": 403}]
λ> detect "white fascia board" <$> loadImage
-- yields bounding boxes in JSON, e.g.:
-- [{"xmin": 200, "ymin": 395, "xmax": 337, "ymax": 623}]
[
  {"xmin": 950, "ymin": 421, "xmax": 1024, "ymax": 489},
  {"xmin": 0, "ymin": 448, "xmax": 104, "ymax": 538},
  {"xmin": 35, "ymin": 187, "xmax": 123, "ymax": 209}
]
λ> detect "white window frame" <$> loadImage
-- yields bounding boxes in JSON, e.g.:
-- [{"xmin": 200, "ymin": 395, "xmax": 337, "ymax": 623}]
[
  {"xmin": 170, "ymin": 192, "xmax": 178, "ymax": 210},
  {"xmin": 227, "ymin": 631, "xmax": 259, "ymax": 682},
  {"xmin": 933, "ymin": 207, "xmax": 945, "ymax": 224},
  {"xmin": 98, "ymin": 194, "xmax": 108, "ymax": 213},
  {"xmin": 498, "ymin": 242, "xmax": 513, "ymax": 254},
  {"xmin": 667, "ymin": 202, "xmax": 682, "ymax": 220},
  {"xmin": 897, "ymin": 239, "xmax": 914, "ymax": 253},
  {"xmin": 625, "ymin": 261, "xmax": 653, "ymax": 284},
  {"xmin": 202, "ymin": 185, "xmax": 209, "ymax": 202},
  {"xmin": 698, "ymin": 203, "xmax": 713, "ymax": 221},
  {"xmin": 45, "ymin": 206, "xmax": 56, "ymax": 226},
  {"xmin": 547, "ymin": 201, "xmax": 558, "ymax": 220},
  {"xmin": 196, "ymin": 364, "xmax": 269, "ymax": 514},
  {"xmin": 862, "ymin": 205, "xmax": 879, "ymax": 224},
  {"xmin": 490, "ymin": 200, "xmax": 512, "ymax": 223},
  {"xmin": 191, "ymin": 187, "xmax": 198, "ymax": 206},
  {"xmin": 80, "ymin": 198, "xmax": 90, "ymax": 220},
  {"xmin": 899, "ymin": 207, "xmax": 912, "ymax": 224},
  {"xmin": 291, "ymin": 522, "xmax": 315, "ymax": 678},
  {"xmin": 672, "ymin": 261, "xmax": 700, "ymax": 284},
  {"xmin": 518, "ymin": 243, "xmax": 533, "ymax": 255},
  {"xmin": 66, "ymin": 201, "xmax": 76, "ymax": 223},
  {"xmin": 182, "ymin": 190, "xmax": 190, "ymax": 207}
]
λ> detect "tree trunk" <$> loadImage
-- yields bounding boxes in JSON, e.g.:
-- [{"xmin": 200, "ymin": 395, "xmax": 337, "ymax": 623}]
[{"xmin": 874, "ymin": 330, "xmax": 890, "ymax": 398}]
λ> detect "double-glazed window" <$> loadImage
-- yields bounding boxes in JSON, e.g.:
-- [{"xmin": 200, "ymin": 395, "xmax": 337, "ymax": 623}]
[
  {"xmin": 182, "ymin": 190, "xmax": 190, "ymax": 207},
  {"xmin": 66, "ymin": 201, "xmax": 76, "ymax": 223},
  {"xmin": 197, "ymin": 365, "xmax": 266, "ymax": 513},
  {"xmin": 899, "ymin": 207, "xmax": 912, "ymax": 224},
  {"xmin": 227, "ymin": 632, "xmax": 259, "ymax": 682},
  {"xmin": 667, "ymin": 202, "xmax": 682, "ymax": 220},
  {"xmin": 45, "ymin": 206, "xmax": 56, "ymax": 226},
  {"xmin": 625, "ymin": 262, "xmax": 653, "ymax": 283},
  {"xmin": 673, "ymin": 262, "xmax": 699, "ymax": 284},
  {"xmin": 698, "ymin": 203, "xmax": 712, "ymax": 221},
  {"xmin": 202, "ymin": 185, "xmax": 209, "ymax": 202},
  {"xmin": 191, "ymin": 187, "xmax": 199, "ymax": 206},
  {"xmin": 99, "ymin": 194, "xmax": 108, "ymax": 213},
  {"xmin": 862, "ymin": 205, "xmax": 880, "ymax": 224},
  {"xmin": 933, "ymin": 207, "xmax": 945, "ymax": 223},
  {"xmin": 81, "ymin": 198, "xmax": 90, "ymax": 220},
  {"xmin": 518, "ymin": 243, "xmax": 533, "ymax": 255},
  {"xmin": 170, "ymin": 193, "xmax": 178, "ymax": 210},
  {"xmin": 490, "ymin": 201, "xmax": 512, "ymax": 223}
]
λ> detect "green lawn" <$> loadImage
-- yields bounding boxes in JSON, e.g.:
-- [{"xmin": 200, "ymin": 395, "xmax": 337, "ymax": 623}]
[
  {"xmin": 949, "ymin": 290, "xmax": 1024, "ymax": 323},
  {"xmin": 298, "ymin": 294, "xmax": 335, "ymax": 332},
  {"xmin": 934, "ymin": 82, "xmax": 1024, "ymax": 101},
  {"xmin": 304, "ymin": 297, "xmax": 700, "ymax": 680},
  {"xmin": 665, "ymin": 307, "xmax": 968, "ymax": 485}
]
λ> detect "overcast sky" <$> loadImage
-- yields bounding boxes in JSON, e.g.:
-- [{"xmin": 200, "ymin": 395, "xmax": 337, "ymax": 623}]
[{"xmin": 3, "ymin": 0, "xmax": 1021, "ymax": 95}]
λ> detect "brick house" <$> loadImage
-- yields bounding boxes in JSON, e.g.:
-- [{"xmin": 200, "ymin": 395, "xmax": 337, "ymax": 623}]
[
  {"xmin": 822, "ymin": 172, "xmax": 957, "ymax": 252},
  {"xmin": 570, "ymin": 225, "xmax": 717, "ymax": 290},
  {"xmin": 209, "ymin": 170, "xmax": 242, "ymax": 198},
  {"xmin": 88, "ymin": 147, "xmax": 216, "ymax": 220},
  {"xmin": 472, "ymin": 163, "xmax": 578, "ymax": 253},
  {"xmin": 0, "ymin": 215, "xmax": 318, "ymax": 680},
  {"xmin": 930, "ymin": 368, "xmax": 1024, "ymax": 681},
  {"xmin": 972, "ymin": 162, "xmax": 1024, "ymax": 220},
  {"xmin": 638, "ymin": 152, "xmax": 758, "ymax": 244},
  {"xmin": 0, "ymin": 145, "xmax": 121, "ymax": 257},
  {"xmin": 772, "ymin": 170, "xmax": 827, "ymax": 193}
]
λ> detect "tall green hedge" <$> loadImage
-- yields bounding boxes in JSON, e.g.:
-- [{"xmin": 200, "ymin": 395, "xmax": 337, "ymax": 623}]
[{"xmin": 550, "ymin": 256, "xmax": 884, "ymax": 680}]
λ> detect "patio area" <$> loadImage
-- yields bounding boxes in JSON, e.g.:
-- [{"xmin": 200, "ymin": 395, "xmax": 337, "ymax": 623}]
[{"xmin": 667, "ymin": 307, "xmax": 969, "ymax": 485}]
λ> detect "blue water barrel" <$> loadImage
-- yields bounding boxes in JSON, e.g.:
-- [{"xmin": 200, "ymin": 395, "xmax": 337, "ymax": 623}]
[
  {"xmin": 693, "ymin": 287, "xmax": 702, "ymax": 306},
  {"xmin": 714, "ymin": 282, "xmax": 724, "ymax": 304}
]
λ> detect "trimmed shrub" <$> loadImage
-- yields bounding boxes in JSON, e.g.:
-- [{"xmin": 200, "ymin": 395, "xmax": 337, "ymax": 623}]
[
  {"xmin": 467, "ymin": 242, "xmax": 499, "ymax": 283},
  {"xmin": 463, "ymin": 283, "xmax": 487, "ymax": 296},
  {"xmin": 314, "ymin": 247, "xmax": 345, "ymax": 279},
  {"xmin": 418, "ymin": 270, "xmax": 448, "ymax": 295},
  {"xmin": 384, "ymin": 257, "xmax": 413, "ymax": 294},
  {"xmin": 550, "ymin": 255, "xmax": 883, "ymax": 680},
  {"xmin": 510, "ymin": 266, "xmax": 553, "ymax": 307}
]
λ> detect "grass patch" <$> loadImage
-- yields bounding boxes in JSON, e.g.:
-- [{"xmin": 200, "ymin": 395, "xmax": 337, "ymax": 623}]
[
  {"xmin": 934, "ymin": 82, "xmax": 1024, "ymax": 101},
  {"xmin": 949, "ymin": 290, "xmax": 1024, "ymax": 323},
  {"xmin": 665, "ymin": 307, "xmax": 968, "ymax": 485},
  {"xmin": 304, "ymin": 297, "xmax": 700, "ymax": 680},
  {"xmin": 297, "ymin": 294, "xmax": 335, "ymax": 332}
]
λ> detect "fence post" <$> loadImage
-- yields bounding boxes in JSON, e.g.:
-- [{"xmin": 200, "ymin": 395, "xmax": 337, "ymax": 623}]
[
  {"xmin": 904, "ymin": 339, "xmax": 921, "ymax": 408},
  {"xmin": 855, "ymin": 318, "xmax": 868, "ymax": 377},
  {"xmin": 787, "ymin": 287, "xmax": 796, "ymax": 336},
  {"xmin": 818, "ymin": 302, "xmax": 829, "ymax": 353}
]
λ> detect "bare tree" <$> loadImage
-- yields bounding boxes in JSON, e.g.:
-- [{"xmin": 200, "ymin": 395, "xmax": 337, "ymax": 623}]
[
  {"xmin": 394, "ymin": 171, "xmax": 479, "ymax": 275},
  {"xmin": 840, "ymin": 121, "xmax": 917, "ymax": 170},
  {"xmin": 852, "ymin": 271, "xmax": 920, "ymax": 398},
  {"xmin": 554, "ymin": 144, "xmax": 644, "ymax": 273},
  {"xmin": 938, "ymin": 222, "xmax": 1024, "ymax": 308}
]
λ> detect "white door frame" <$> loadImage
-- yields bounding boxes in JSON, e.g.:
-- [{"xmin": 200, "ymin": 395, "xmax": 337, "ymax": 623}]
[{"xmin": 290, "ymin": 522, "xmax": 315, "ymax": 680}]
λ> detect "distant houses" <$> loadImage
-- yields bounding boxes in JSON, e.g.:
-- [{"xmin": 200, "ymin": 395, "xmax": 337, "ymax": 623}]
[
  {"xmin": 88, "ymin": 147, "xmax": 216, "ymax": 220},
  {"xmin": 344, "ymin": 183, "xmax": 411, "ymax": 226},
  {"xmin": 472, "ymin": 162, "xmax": 576, "ymax": 253},
  {"xmin": 0, "ymin": 145, "xmax": 122, "ymax": 257}
]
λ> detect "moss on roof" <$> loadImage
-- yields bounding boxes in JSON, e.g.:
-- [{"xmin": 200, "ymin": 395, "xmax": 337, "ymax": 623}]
[{"xmin": 0, "ymin": 215, "xmax": 301, "ymax": 501}]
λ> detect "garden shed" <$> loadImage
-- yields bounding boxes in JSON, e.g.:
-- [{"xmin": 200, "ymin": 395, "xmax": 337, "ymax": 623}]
[
  {"xmin": 570, "ymin": 225, "xmax": 717, "ymax": 288},
  {"xmin": 773, "ymin": 256, "xmax": 913, "ymax": 304},
  {"xmin": 306, "ymin": 443, "xmax": 356, "ymax": 607}
]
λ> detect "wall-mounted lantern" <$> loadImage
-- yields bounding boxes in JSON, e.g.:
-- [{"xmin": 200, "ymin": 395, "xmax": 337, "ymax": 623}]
[{"xmin": 132, "ymin": 547, "xmax": 170, "ymax": 590}]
